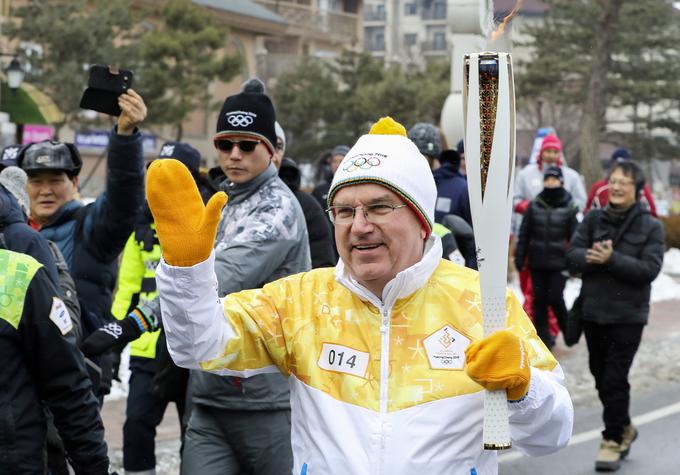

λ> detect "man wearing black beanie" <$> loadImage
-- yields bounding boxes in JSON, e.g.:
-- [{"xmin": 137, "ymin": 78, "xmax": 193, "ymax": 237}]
[{"xmin": 181, "ymin": 78, "xmax": 310, "ymax": 475}]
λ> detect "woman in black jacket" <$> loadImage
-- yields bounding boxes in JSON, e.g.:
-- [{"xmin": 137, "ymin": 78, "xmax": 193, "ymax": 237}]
[
  {"xmin": 514, "ymin": 166, "xmax": 578, "ymax": 348},
  {"xmin": 566, "ymin": 161, "xmax": 664, "ymax": 471}
]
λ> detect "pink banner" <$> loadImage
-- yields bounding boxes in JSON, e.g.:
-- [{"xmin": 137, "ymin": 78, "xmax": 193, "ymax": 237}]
[{"xmin": 22, "ymin": 124, "xmax": 54, "ymax": 144}]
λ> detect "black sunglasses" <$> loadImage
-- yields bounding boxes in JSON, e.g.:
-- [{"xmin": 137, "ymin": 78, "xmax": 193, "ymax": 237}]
[{"xmin": 214, "ymin": 139, "xmax": 260, "ymax": 153}]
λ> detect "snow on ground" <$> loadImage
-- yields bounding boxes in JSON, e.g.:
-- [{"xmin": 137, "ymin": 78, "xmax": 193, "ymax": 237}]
[{"xmin": 509, "ymin": 248, "xmax": 680, "ymax": 306}]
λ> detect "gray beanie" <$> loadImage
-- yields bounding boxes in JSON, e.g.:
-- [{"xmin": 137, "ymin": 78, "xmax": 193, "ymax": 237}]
[
  {"xmin": 0, "ymin": 166, "xmax": 30, "ymax": 216},
  {"xmin": 331, "ymin": 145, "xmax": 350, "ymax": 157},
  {"xmin": 407, "ymin": 122, "xmax": 441, "ymax": 158}
]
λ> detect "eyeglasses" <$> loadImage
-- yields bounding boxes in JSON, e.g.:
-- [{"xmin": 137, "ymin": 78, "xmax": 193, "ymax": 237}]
[
  {"xmin": 608, "ymin": 178, "xmax": 634, "ymax": 187},
  {"xmin": 326, "ymin": 203, "xmax": 407, "ymax": 225},
  {"xmin": 214, "ymin": 139, "xmax": 260, "ymax": 153}
]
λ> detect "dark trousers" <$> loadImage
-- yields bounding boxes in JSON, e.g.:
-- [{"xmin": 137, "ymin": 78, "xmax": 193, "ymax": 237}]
[
  {"xmin": 530, "ymin": 269, "xmax": 568, "ymax": 347},
  {"xmin": 582, "ymin": 321, "xmax": 644, "ymax": 443},
  {"xmin": 124, "ymin": 357, "xmax": 186, "ymax": 472},
  {"xmin": 181, "ymin": 404, "xmax": 293, "ymax": 475}
]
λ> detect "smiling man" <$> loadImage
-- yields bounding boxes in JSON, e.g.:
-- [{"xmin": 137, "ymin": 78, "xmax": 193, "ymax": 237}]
[{"xmin": 148, "ymin": 117, "xmax": 573, "ymax": 475}]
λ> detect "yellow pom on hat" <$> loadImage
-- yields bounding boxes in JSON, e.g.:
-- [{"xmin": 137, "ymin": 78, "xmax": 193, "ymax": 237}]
[
  {"xmin": 328, "ymin": 115, "xmax": 437, "ymax": 239},
  {"xmin": 369, "ymin": 117, "xmax": 407, "ymax": 137}
]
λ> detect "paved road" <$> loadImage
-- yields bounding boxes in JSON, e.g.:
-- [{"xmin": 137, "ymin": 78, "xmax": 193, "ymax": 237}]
[{"xmin": 499, "ymin": 382, "xmax": 680, "ymax": 474}]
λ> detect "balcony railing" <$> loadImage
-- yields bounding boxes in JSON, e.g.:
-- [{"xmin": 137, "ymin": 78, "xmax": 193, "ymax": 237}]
[
  {"xmin": 365, "ymin": 40, "xmax": 386, "ymax": 52},
  {"xmin": 364, "ymin": 9, "xmax": 386, "ymax": 21},
  {"xmin": 421, "ymin": 5, "xmax": 447, "ymax": 21},
  {"xmin": 253, "ymin": 0, "xmax": 359, "ymax": 39},
  {"xmin": 421, "ymin": 40, "xmax": 448, "ymax": 52}
]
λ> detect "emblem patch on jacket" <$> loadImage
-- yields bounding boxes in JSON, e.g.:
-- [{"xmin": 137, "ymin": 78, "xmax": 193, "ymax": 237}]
[
  {"xmin": 49, "ymin": 297, "xmax": 73, "ymax": 335},
  {"xmin": 423, "ymin": 325, "xmax": 470, "ymax": 370}
]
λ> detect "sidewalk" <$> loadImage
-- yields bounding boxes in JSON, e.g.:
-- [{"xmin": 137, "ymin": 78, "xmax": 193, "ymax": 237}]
[{"xmin": 102, "ymin": 398, "xmax": 182, "ymax": 474}]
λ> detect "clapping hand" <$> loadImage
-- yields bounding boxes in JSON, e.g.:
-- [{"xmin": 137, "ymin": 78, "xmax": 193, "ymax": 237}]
[{"xmin": 586, "ymin": 239, "xmax": 613, "ymax": 265}]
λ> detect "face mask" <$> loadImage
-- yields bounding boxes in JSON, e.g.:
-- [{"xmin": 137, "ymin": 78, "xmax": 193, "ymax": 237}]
[{"xmin": 541, "ymin": 186, "xmax": 566, "ymax": 203}]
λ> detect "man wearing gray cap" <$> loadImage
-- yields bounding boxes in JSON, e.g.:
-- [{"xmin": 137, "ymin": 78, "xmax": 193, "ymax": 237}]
[{"xmin": 312, "ymin": 144, "xmax": 350, "ymax": 211}]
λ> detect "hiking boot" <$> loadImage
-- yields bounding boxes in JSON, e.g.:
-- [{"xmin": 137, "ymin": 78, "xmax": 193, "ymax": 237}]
[
  {"xmin": 620, "ymin": 424, "xmax": 638, "ymax": 459},
  {"xmin": 595, "ymin": 439, "xmax": 623, "ymax": 472}
]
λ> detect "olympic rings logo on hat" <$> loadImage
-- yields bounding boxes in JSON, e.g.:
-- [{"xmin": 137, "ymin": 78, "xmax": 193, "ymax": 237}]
[
  {"xmin": 227, "ymin": 114, "xmax": 254, "ymax": 127},
  {"xmin": 343, "ymin": 156, "xmax": 381, "ymax": 172}
]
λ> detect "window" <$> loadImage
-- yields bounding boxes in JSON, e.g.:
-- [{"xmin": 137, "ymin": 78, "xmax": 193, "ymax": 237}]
[
  {"xmin": 433, "ymin": 1, "xmax": 446, "ymax": 19},
  {"xmin": 366, "ymin": 27, "xmax": 386, "ymax": 51},
  {"xmin": 375, "ymin": 32, "xmax": 385, "ymax": 51},
  {"xmin": 404, "ymin": 2, "xmax": 416, "ymax": 15},
  {"xmin": 433, "ymin": 32, "xmax": 446, "ymax": 50},
  {"xmin": 404, "ymin": 33, "xmax": 417, "ymax": 47}
]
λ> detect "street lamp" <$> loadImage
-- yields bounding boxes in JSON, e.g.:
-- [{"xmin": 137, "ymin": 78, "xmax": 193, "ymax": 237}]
[{"xmin": 5, "ymin": 57, "xmax": 23, "ymax": 90}]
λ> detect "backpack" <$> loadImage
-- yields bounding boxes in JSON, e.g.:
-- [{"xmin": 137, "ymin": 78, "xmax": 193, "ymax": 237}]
[{"xmin": 44, "ymin": 239, "xmax": 82, "ymax": 342}]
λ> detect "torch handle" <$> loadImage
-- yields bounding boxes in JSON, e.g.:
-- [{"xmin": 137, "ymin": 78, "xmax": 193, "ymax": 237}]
[
  {"xmin": 481, "ymin": 291, "xmax": 512, "ymax": 449},
  {"xmin": 484, "ymin": 391, "xmax": 512, "ymax": 450}
]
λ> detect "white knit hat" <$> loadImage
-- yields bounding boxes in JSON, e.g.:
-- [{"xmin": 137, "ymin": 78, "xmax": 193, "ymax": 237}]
[{"xmin": 328, "ymin": 117, "xmax": 436, "ymax": 238}]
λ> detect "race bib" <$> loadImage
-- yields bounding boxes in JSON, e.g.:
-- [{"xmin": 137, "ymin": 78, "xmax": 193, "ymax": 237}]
[
  {"xmin": 318, "ymin": 343, "xmax": 370, "ymax": 378},
  {"xmin": 423, "ymin": 325, "xmax": 470, "ymax": 370},
  {"xmin": 49, "ymin": 297, "xmax": 73, "ymax": 335}
]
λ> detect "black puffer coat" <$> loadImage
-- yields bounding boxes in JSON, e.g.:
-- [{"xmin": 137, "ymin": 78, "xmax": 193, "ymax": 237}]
[
  {"xmin": 514, "ymin": 188, "xmax": 579, "ymax": 272},
  {"xmin": 566, "ymin": 203, "xmax": 664, "ymax": 325},
  {"xmin": 280, "ymin": 158, "xmax": 336, "ymax": 268}
]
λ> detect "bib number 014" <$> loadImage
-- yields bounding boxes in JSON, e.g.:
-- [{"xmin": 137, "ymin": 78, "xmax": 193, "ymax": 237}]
[{"xmin": 318, "ymin": 343, "xmax": 370, "ymax": 378}]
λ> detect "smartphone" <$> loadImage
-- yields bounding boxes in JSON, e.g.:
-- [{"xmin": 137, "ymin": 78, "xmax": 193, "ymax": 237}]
[{"xmin": 79, "ymin": 65, "xmax": 134, "ymax": 116}]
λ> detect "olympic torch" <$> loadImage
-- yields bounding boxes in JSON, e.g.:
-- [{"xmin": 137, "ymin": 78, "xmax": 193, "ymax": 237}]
[{"xmin": 463, "ymin": 52, "xmax": 516, "ymax": 450}]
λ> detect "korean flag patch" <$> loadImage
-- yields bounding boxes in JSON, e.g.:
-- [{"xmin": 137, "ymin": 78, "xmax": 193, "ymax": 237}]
[{"xmin": 49, "ymin": 297, "xmax": 73, "ymax": 335}]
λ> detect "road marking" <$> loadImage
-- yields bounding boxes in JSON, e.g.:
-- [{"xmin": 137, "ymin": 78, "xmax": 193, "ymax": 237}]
[{"xmin": 499, "ymin": 400, "xmax": 680, "ymax": 463}]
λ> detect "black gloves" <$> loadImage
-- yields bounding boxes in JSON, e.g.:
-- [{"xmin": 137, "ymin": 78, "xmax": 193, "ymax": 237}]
[{"xmin": 80, "ymin": 308, "xmax": 155, "ymax": 357}]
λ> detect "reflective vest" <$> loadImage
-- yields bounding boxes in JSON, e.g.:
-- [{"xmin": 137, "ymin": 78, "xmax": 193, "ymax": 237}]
[
  {"xmin": 111, "ymin": 224, "xmax": 161, "ymax": 358},
  {"xmin": 0, "ymin": 249, "xmax": 42, "ymax": 330}
]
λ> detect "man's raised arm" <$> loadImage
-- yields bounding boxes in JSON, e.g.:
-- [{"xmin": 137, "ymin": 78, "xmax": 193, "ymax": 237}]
[{"xmin": 146, "ymin": 159, "xmax": 230, "ymax": 367}]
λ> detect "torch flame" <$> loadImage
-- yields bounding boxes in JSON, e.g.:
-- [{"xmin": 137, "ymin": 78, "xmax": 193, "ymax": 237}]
[{"xmin": 491, "ymin": 0, "xmax": 524, "ymax": 41}]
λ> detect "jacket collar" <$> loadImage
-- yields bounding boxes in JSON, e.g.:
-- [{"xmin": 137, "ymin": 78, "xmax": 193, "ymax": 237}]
[
  {"xmin": 220, "ymin": 161, "xmax": 277, "ymax": 205},
  {"xmin": 334, "ymin": 234, "xmax": 443, "ymax": 309},
  {"xmin": 40, "ymin": 200, "xmax": 82, "ymax": 229}
]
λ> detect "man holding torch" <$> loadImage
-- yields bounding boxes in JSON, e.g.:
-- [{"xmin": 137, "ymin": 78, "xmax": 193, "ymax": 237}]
[{"xmin": 147, "ymin": 117, "xmax": 572, "ymax": 474}]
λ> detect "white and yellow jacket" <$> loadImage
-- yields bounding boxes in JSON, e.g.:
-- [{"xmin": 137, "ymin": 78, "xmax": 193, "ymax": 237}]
[{"xmin": 157, "ymin": 236, "xmax": 573, "ymax": 475}]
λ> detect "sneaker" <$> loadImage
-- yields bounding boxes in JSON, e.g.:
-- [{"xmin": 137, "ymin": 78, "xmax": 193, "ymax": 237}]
[
  {"xmin": 595, "ymin": 439, "xmax": 623, "ymax": 472},
  {"xmin": 620, "ymin": 424, "xmax": 638, "ymax": 459}
]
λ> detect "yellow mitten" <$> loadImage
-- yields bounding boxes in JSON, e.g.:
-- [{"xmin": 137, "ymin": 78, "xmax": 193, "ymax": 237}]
[
  {"xmin": 465, "ymin": 330, "xmax": 531, "ymax": 401},
  {"xmin": 146, "ymin": 159, "xmax": 227, "ymax": 266}
]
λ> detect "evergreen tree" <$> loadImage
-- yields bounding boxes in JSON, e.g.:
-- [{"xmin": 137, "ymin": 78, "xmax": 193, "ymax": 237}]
[
  {"xmin": 515, "ymin": 0, "xmax": 680, "ymax": 185},
  {"xmin": 130, "ymin": 0, "xmax": 241, "ymax": 140},
  {"xmin": 6, "ymin": 0, "xmax": 134, "ymax": 135},
  {"xmin": 273, "ymin": 50, "xmax": 450, "ymax": 161}
]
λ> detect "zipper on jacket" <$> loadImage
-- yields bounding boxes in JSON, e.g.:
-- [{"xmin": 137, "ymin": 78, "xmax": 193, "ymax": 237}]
[
  {"xmin": 378, "ymin": 305, "xmax": 391, "ymax": 474},
  {"xmin": 379, "ymin": 306, "xmax": 390, "ymax": 414}
]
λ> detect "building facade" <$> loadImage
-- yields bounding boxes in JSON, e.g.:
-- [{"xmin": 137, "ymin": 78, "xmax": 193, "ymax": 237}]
[{"xmin": 363, "ymin": 0, "xmax": 449, "ymax": 68}]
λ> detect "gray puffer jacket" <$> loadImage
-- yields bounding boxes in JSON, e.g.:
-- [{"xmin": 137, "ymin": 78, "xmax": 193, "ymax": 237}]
[{"xmin": 191, "ymin": 162, "xmax": 311, "ymax": 410}]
